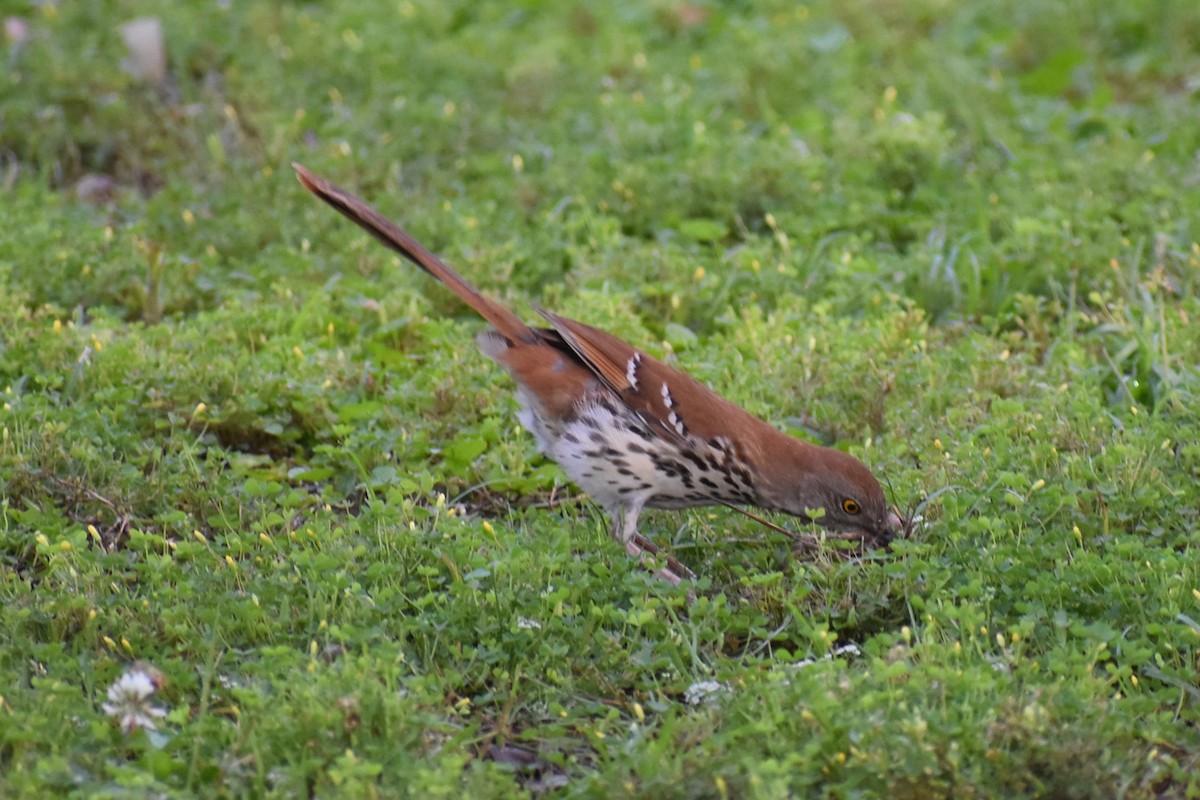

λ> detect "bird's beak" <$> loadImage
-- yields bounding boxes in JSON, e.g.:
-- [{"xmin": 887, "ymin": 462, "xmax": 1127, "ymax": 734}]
[{"xmin": 886, "ymin": 509, "xmax": 905, "ymax": 539}]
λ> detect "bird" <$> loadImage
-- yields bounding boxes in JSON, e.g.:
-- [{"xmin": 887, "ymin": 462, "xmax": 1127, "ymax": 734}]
[{"xmin": 294, "ymin": 164, "xmax": 901, "ymax": 584}]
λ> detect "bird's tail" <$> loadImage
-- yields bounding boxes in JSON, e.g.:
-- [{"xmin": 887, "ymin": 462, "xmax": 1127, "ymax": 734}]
[{"xmin": 294, "ymin": 163, "xmax": 535, "ymax": 344}]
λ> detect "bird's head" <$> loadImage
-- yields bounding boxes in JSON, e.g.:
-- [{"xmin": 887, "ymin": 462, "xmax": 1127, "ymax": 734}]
[{"xmin": 764, "ymin": 444, "xmax": 902, "ymax": 548}]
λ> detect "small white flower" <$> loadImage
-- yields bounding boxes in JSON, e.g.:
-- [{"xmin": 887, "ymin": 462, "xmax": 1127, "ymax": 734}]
[
  {"xmin": 683, "ymin": 680, "xmax": 728, "ymax": 706},
  {"xmin": 516, "ymin": 617, "xmax": 543, "ymax": 630},
  {"xmin": 905, "ymin": 514, "xmax": 928, "ymax": 534},
  {"xmin": 102, "ymin": 668, "xmax": 167, "ymax": 733},
  {"xmin": 218, "ymin": 673, "xmax": 242, "ymax": 690},
  {"xmin": 793, "ymin": 643, "xmax": 862, "ymax": 670}
]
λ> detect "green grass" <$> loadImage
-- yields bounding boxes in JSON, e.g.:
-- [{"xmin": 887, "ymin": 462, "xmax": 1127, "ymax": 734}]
[{"xmin": 2, "ymin": 0, "xmax": 1199, "ymax": 796}]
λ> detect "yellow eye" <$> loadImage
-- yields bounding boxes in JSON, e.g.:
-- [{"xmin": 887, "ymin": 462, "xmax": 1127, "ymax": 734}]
[{"xmin": 842, "ymin": 498, "xmax": 861, "ymax": 515}]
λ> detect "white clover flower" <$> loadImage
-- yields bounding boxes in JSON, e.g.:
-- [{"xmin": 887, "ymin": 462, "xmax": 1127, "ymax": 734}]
[
  {"xmin": 102, "ymin": 667, "xmax": 167, "ymax": 733},
  {"xmin": 683, "ymin": 680, "xmax": 729, "ymax": 706},
  {"xmin": 792, "ymin": 643, "xmax": 862, "ymax": 670},
  {"xmin": 516, "ymin": 617, "xmax": 543, "ymax": 630}
]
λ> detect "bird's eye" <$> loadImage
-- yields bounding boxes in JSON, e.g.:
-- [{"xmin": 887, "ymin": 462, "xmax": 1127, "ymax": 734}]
[{"xmin": 841, "ymin": 498, "xmax": 861, "ymax": 515}]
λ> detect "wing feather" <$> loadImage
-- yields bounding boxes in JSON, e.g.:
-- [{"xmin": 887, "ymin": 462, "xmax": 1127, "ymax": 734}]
[{"xmin": 532, "ymin": 306, "xmax": 771, "ymax": 452}]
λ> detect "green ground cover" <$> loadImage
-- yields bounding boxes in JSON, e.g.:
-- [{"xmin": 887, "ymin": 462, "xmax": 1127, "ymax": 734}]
[{"xmin": 1, "ymin": 0, "xmax": 1198, "ymax": 796}]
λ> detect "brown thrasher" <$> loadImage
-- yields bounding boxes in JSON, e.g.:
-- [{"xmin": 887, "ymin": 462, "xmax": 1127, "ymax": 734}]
[{"xmin": 295, "ymin": 165, "xmax": 901, "ymax": 583}]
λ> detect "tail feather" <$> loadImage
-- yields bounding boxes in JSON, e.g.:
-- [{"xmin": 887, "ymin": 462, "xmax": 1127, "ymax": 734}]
[{"xmin": 293, "ymin": 164, "xmax": 535, "ymax": 344}]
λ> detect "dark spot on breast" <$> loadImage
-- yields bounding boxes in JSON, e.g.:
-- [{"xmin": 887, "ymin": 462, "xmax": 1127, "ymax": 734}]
[
  {"xmin": 597, "ymin": 396, "xmax": 622, "ymax": 415},
  {"xmin": 660, "ymin": 458, "xmax": 686, "ymax": 474}
]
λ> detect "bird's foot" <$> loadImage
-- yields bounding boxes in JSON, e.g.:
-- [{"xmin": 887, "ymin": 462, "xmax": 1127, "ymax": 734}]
[{"xmin": 626, "ymin": 532, "xmax": 696, "ymax": 587}]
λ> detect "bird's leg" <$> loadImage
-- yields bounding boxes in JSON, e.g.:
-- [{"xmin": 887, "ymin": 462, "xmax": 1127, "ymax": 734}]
[
  {"xmin": 610, "ymin": 502, "xmax": 696, "ymax": 585},
  {"xmin": 613, "ymin": 501, "xmax": 641, "ymax": 548}
]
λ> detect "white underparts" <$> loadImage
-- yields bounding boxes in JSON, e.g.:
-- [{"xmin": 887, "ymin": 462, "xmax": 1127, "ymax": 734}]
[{"xmin": 474, "ymin": 333, "xmax": 735, "ymax": 540}]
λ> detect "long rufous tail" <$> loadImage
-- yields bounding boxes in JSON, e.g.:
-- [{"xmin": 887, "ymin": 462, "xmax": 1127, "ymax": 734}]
[{"xmin": 293, "ymin": 163, "xmax": 535, "ymax": 345}]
